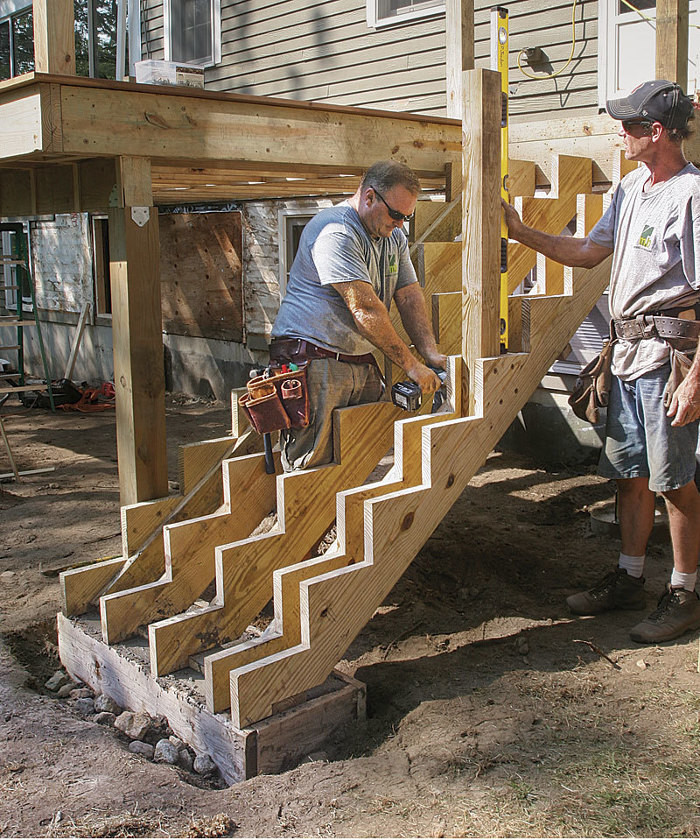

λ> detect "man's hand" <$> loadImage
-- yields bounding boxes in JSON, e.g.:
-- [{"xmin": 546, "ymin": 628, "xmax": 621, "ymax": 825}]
[
  {"xmin": 405, "ymin": 359, "xmax": 443, "ymax": 394},
  {"xmin": 667, "ymin": 373, "xmax": 700, "ymax": 427},
  {"xmin": 422, "ymin": 349, "xmax": 448, "ymax": 370},
  {"xmin": 501, "ymin": 197, "xmax": 523, "ymax": 238}
]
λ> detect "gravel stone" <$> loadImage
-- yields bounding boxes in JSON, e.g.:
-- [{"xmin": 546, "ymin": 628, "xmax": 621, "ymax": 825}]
[
  {"xmin": 94, "ymin": 711, "xmax": 116, "ymax": 726},
  {"xmin": 154, "ymin": 739, "xmax": 180, "ymax": 765},
  {"xmin": 74, "ymin": 698, "xmax": 95, "ymax": 715},
  {"xmin": 168, "ymin": 735, "xmax": 186, "ymax": 750},
  {"xmin": 177, "ymin": 748, "xmax": 194, "ymax": 772},
  {"xmin": 94, "ymin": 694, "xmax": 122, "ymax": 715},
  {"xmin": 114, "ymin": 711, "xmax": 152, "ymax": 741},
  {"xmin": 193, "ymin": 753, "xmax": 217, "ymax": 776},
  {"xmin": 45, "ymin": 670, "xmax": 70, "ymax": 692},
  {"xmin": 128, "ymin": 741, "xmax": 155, "ymax": 759},
  {"xmin": 69, "ymin": 687, "xmax": 93, "ymax": 700},
  {"xmin": 56, "ymin": 683, "xmax": 76, "ymax": 699}
]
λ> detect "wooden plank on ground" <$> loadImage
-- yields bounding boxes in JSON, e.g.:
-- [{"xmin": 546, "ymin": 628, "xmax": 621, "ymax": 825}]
[{"xmin": 57, "ymin": 613, "xmax": 365, "ymax": 783}]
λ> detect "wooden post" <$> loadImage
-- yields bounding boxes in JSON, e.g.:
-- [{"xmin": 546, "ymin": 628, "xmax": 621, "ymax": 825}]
[
  {"xmin": 655, "ymin": 0, "xmax": 689, "ymax": 90},
  {"xmin": 445, "ymin": 0, "xmax": 475, "ymax": 119},
  {"xmin": 462, "ymin": 69, "xmax": 502, "ymax": 414},
  {"xmin": 109, "ymin": 156, "xmax": 168, "ymax": 506},
  {"xmin": 32, "ymin": 0, "xmax": 76, "ymax": 75}
]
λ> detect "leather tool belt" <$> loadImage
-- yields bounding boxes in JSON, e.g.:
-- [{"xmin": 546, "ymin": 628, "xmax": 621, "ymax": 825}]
[
  {"xmin": 269, "ymin": 337, "xmax": 376, "ymax": 367},
  {"xmin": 239, "ymin": 362, "xmax": 310, "ymax": 435},
  {"xmin": 612, "ymin": 314, "xmax": 700, "ymax": 342}
]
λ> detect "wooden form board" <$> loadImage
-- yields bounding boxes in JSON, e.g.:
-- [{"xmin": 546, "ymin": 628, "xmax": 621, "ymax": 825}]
[
  {"xmin": 159, "ymin": 213, "xmax": 243, "ymax": 343},
  {"xmin": 57, "ymin": 613, "xmax": 365, "ymax": 784}
]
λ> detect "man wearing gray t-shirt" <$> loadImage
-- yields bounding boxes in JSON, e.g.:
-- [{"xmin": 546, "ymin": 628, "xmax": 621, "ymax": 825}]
[
  {"xmin": 270, "ymin": 160, "xmax": 446, "ymax": 471},
  {"xmin": 502, "ymin": 80, "xmax": 700, "ymax": 645}
]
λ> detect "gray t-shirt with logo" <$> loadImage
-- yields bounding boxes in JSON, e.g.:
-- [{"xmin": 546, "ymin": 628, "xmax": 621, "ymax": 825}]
[
  {"xmin": 272, "ymin": 202, "xmax": 418, "ymax": 356},
  {"xmin": 589, "ymin": 162, "xmax": 700, "ymax": 380}
]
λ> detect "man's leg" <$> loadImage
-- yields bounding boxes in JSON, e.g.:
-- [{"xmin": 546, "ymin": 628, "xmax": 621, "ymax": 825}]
[
  {"xmin": 628, "ymin": 478, "xmax": 700, "ymax": 643},
  {"xmin": 664, "ymin": 481, "xmax": 700, "ymax": 575},
  {"xmin": 566, "ymin": 377, "xmax": 650, "ymax": 615},
  {"xmin": 617, "ymin": 475, "xmax": 655, "ymax": 557}
]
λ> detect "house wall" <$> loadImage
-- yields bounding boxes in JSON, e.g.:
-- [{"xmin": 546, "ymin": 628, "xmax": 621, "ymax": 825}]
[{"xmin": 138, "ymin": 0, "xmax": 601, "ymax": 122}]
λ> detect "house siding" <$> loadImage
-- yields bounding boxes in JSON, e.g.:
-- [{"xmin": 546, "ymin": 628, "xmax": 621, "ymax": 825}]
[{"xmin": 139, "ymin": 0, "xmax": 601, "ymax": 122}]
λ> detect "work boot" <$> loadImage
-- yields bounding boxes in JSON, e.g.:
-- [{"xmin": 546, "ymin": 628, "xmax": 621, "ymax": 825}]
[
  {"xmin": 566, "ymin": 567, "xmax": 646, "ymax": 615},
  {"xmin": 629, "ymin": 585, "xmax": 700, "ymax": 644}
]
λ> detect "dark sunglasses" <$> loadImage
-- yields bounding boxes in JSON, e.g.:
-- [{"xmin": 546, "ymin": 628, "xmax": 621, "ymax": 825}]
[
  {"xmin": 621, "ymin": 119, "xmax": 654, "ymax": 134},
  {"xmin": 372, "ymin": 188, "xmax": 414, "ymax": 222}
]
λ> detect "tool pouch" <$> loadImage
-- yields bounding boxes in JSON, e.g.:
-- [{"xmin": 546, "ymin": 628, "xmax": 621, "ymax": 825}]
[
  {"xmin": 238, "ymin": 363, "xmax": 310, "ymax": 434},
  {"xmin": 662, "ymin": 346, "xmax": 695, "ymax": 409},
  {"xmin": 568, "ymin": 340, "xmax": 614, "ymax": 424}
]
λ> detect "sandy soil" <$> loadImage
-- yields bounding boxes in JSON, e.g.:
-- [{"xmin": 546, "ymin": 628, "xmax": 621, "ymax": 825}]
[{"xmin": 1, "ymin": 398, "xmax": 700, "ymax": 838}]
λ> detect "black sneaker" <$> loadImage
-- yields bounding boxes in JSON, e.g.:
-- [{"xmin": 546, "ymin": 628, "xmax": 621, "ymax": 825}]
[
  {"xmin": 629, "ymin": 585, "xmax": 700, "ymax": 644},
  {"xmin": 566, "ymin": 567, "xmax": 646, "ymax": 615}
]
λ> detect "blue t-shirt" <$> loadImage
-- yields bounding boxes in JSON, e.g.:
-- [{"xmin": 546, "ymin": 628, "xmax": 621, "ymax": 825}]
[{"xmin": 272, "ymin": 202, "xmax": 418, "ymax": 355}]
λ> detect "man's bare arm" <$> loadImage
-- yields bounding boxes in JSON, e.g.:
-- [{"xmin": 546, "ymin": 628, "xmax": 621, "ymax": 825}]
[
  {"xmin": 393, "ymin": 283, "xmax": 447, "ymax": 370},
  {"xmin": 502, "ymin": 198, "xmax": 613, "ymax": 268},
  {"xmin": 331, "ymin": 280, "xmax": 442, "ymax": 393}
]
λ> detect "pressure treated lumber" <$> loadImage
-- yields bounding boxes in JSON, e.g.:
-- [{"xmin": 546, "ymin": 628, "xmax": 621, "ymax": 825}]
[
  {"xmin": 100, "ymin": 450, "xmax": 280, "ymax": 644},
  {"xmin": 145, "ymin": 399, "xmax": 427, "ymax": 677},
  {"xmin": 109, "ymin": 157, "xmax": 167, "ymax": 507},
  {"xmin": 62, "ymin": 426, "xmax": 263, "ymax": 616},
  {"xmin": 228, "ymin": 256, "xmax": 613, "ymax": 728},
  {"xmin": 656, "ymin": 0, "xmax": 689, "ymax": 91},
  {"xmin": 32, "ymin": 0, "xmax": 76, "ymax": 76},
  {"xmin": 201, "ymin": 361, "xmax": 462, "ymax": 712},
  {"xmin": 508, "ymin": 155, "xmax": 593, "ymax": 293},
  {"xmin": 57, "ymin": 613, "xmax": 365, "ymax": 784}
]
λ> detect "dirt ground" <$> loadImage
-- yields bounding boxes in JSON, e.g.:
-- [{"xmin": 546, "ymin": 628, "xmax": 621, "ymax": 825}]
[{"xmin": 2, "ymin": 397, "xmax": 700, "ymax": 839}]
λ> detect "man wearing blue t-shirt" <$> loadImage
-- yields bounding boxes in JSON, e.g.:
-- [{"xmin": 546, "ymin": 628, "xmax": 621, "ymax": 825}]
[
  {"xmin": 271, "ymin": 160, "xmax": 446, "ymax": 472},
  {"xmin": 503, "ymin": 80, "xmax": 700, "ymax": 644}
]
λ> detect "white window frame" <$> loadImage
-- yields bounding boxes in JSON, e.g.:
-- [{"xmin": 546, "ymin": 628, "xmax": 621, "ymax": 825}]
[
  {"xmin": 163, "ymin": 0, "xmax": 221, "ymax": 67},
  {"xmin": 367, "ymin": 0, "xmax": 444, "ymax": 29},
  {"xmin": 598, "ymin": 0, "xmax": 700, "ymax": 106},
  {"xmin": 277, "ymin": 209, "xmax": 316, "ymax": 299}
]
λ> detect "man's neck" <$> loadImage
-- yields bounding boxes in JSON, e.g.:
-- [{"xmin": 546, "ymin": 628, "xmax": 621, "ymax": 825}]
[{"xmin": 644, "ymin": 148, "xmax": 688, "ymax": 188}]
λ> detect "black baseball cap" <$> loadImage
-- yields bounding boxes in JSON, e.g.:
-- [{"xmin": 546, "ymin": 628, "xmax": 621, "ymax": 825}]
[{"xmin": 606, "ymin": 79, "xmax": 694, "ymax": 130}]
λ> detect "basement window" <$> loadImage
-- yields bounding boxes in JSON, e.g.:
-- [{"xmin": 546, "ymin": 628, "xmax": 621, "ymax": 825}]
[
  {"xmin": 278, "ymin": 211, "xmax": 314, "ymax": 298},
  {"xmin": 367, "ymin": 0, "xmax": 444, "ymax": 28},
  {"xmin": 91, "ymin": 216, "xmax": 112, "ymax": 317},
  {"xmin": 163, "ymin": 0, "xmax": 221, "ymax": 67}
]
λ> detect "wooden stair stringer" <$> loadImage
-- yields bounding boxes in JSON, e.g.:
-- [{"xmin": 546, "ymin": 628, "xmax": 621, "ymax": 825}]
[
  {"xmin": 60, "ymin": 427, "xmax": 262, "ymax": 617},
  {"xmin": 201, "ymin": 363, "xmax": 463, "ymax": 713},
  {"xmin": 227, "ymin": 256, "xmax": 613, "ymax": 728},
  {"xmin": 508, "ymin": 155, "xmax": 593, "ymax": 294},
  {"xmin": 145, "ymin": 399, "xmax": 433, "ymax": 676},
  {"xmin": 98, "ymin": 450, "xmax": 280, "ymax": 643}
]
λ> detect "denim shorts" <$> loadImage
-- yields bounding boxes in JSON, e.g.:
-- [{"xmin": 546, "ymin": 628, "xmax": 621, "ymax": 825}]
[{"xmin": 598, "ymin": 363, "xmax": 700, "ymax": 492}]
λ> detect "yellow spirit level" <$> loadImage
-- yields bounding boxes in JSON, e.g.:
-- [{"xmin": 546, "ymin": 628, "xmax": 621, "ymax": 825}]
[{"xmin": 491, "ymin": 5, "xmax": 509, "ymax": 353}]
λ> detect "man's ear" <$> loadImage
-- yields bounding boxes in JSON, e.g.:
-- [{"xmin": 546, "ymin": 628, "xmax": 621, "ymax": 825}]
[{"xmin": 651, "ymin": 122, "xmax": 665, "ymax": 142}]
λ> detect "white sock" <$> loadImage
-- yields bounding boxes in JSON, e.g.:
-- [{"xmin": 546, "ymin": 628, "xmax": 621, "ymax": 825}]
[
  {"xmin": 671, "ymin": 570, "xmax": 697, "ymax": 591},
  {"xmin": 618, "ymin": 553, "xmax": 645, "ymax": 578}
]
